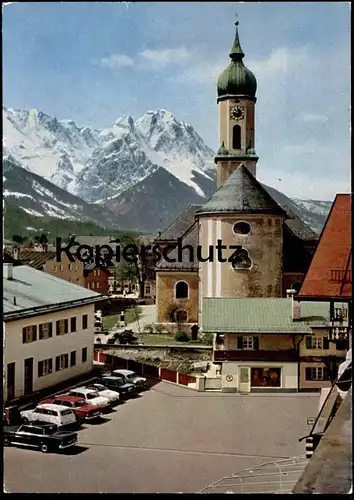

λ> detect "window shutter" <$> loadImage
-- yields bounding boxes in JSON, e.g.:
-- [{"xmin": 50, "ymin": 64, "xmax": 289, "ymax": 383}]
[
  {"xmin": 56, "ymin": 320, "xmax": 60, "ymax": 335},
  {"xmin": 49, "ymin": 323, "xmax": 53, "ymax": 337},
  {"xmin": 55, "ymin": 356, "xmax": 60, "ymax": 372},
  {"xmin": 323, "ymin": 337, "xmax": 329, "ymax": 350},
  {"xmin": 305, "ymin": 336, "xmax": 312, "ymax": 349},
  {"xmin": 323, "ymin": 366, "xmax": 329, "ymax": 380},
  {"xmin": 22, "ymin": 327, "xmax": 27, "ymax": 344},
  {"xmin": 38, "ymin": 361, "xmax": 43, "ymax": 377},
  {"xmin": 33, "ymin": 325, "xmax": 37, "ymax": 341},
  {"xmin": 49, "ymin": 358, "xmax": 53, "ymax": 373},
  {"xmin": 64, "ymin": 354, "xmax": 69, "ymax": 368},
  {"xmin": 253, "ymin": 336, "xmax": 259, "ymax": 350},
  {"xmin": 65, "ymin": 319, "xmax": 69, "ymax": 333},
  {"xmin": 305, "ymin": 367, "xmax": 312, "ymax": 380},
  {"xmin": 39, "ymin": 324, "xmax": 43, "ymax": 340},
  {"xmin": 237, "ymin": 337, "xmax": 243, "ymax": 350}
]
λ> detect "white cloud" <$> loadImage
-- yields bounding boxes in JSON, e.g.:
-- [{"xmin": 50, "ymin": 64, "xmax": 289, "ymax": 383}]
[
  {"xmin": 139, "ymin": 47, "xmax": 193, "ymax": 65},
  {"xmin": 101, "ymin": 54, "xmax": 134, "ymax": 69},
  {"xmin": 301, "ymin": 113, "xmax": 328, "ymax": 123}
]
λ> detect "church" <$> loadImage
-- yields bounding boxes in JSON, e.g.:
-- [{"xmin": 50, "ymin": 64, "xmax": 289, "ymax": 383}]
[{"xmin": 154, "ymin": 19, "xmax": 318, "ymax": 330}]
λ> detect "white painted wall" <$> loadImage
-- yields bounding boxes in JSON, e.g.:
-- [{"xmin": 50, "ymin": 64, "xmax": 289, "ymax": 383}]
[{"xmin": 4, "ymin": 303, "xmax": 95, "ymax": 401}]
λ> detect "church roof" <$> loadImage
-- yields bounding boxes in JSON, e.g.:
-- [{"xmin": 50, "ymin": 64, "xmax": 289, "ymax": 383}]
[
  {"xmin": 155, "ymin": 223, "xmax": 198, "ymax": 271},
  {"xmin": 154, "ymin": 204, "xmax": 203, "ymax": 243},
  {"xmin": 197, "ymin": 165, "xmax": 286, "ymax": 216}
]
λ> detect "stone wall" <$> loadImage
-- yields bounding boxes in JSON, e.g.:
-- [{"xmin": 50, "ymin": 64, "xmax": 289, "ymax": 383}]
[{"xmin": 156, "ymin": 271, "xmax": 198, "ymax": 323}]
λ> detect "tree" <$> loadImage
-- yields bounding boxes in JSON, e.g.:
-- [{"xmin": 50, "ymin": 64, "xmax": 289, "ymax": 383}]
[
  {"xmin": 115, "ymin": 233, "xmax": 155, "ymax": 299},
  {"xmin": 12, "ymin": 234, "xmax": 24, "ymax": 245}
]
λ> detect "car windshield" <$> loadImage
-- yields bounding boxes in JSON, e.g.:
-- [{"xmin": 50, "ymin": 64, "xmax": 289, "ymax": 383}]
[
  {"xmin": 74, "ymin": 401, "xmax": 86, "ymax": 407},
  {"xmin": 61, "ymin": 409, "xmax": 73, "ymax": 416}
]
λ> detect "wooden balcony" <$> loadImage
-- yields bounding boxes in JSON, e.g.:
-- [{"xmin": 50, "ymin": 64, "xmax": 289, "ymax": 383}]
[{"xmin": 213, "ymin": 349, "xmax": 299, "ymax": 362}]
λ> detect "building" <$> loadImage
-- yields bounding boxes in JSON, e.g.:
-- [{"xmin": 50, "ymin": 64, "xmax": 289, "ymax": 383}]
[
  {"xmin": 84, "ymin": 262, "xmax": 110, "ymax": 294},
  {"xmin": 298, "ymin": 194, "xmax": 352, "ymax": 347},
  {"xmin": 202, "ymin": 295, "xmax": 348, "ymax": 392},
  {"xmin": 154, "ymin": 19, "xmax": 318, "ymax": 330},
  {"xmin": 3, "ymin": 263, "xmax": 103, "ymax": 403}
]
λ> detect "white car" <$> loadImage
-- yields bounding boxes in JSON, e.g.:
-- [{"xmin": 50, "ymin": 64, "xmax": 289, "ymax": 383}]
[
  {"xmin": 68, "ymin": 388, "xmax": 110, "ymax": 409},
  {"xmin": 85, "ymin": 383, "xmax": 120, "ymax": 405},
  {"xmin": 20, "ymin": 404, "xmax": 77, "ymax": 428}
]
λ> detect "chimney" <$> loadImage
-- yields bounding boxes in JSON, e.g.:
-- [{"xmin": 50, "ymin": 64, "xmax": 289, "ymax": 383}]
[
  {"xmin": 4, "ymin": 263, "xmax": 13, "ymax": 280},
  {"xmin": 287, "ymin": 289, "xmax": 301, "ymax": 321}
]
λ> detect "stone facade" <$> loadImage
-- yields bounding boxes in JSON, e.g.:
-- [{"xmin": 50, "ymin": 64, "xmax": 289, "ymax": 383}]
[{"xmin": 156, "ymin": 271, "xmax": 198, "ymax": 324}]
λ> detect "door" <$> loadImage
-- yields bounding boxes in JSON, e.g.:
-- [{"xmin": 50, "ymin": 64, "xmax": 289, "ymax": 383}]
[
  {"xmin": 24, "ymin": 358, "xmax": 34, "ymax": 395},
  {"xmin": 7, "ymin": 362, "xmax": 15, "ymax": 401},
  {"xmin": 239, "ymin": 367, "xmax": 251, "ymax": 393}
]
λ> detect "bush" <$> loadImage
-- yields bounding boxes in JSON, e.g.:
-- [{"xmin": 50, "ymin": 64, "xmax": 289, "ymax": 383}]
[
  {"xmin": 143, "ymin": 324, "xmax": 154, "ymax": 334},
  {"xmin": 175, "ymin": 331, "xmax": 190, "ymax": 343},
  {"xmin": 201, "ymin": 332, "xmax": 214, "ymax": 345}
]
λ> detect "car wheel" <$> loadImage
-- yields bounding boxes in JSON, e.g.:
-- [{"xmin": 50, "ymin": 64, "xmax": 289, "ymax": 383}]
[
  {"xmin": 4, "ymin": 438, "xmax": 11, "ymax": 446},
  {"xmin": 40, "ymin": 443, "xmax": 49, "ymax": 453},
  {"xmin": 22, "ymin": 417, "xmax": 29, "ymax": 423}
]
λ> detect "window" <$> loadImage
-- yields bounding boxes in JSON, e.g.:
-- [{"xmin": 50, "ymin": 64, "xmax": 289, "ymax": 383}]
[
  {"xmin": 70, "ymin": 317, "xmax": 77, "ymax": 332},
  {"xmin": 70, "ymin": 351, "xmax": 76, "ymax": 367},
  {"xmin": 146, "ymin": 285, "xmax": 151, "ymax": 294},
  {"xmin": 55, "ymin": 353, "xmax": 69, "ymax": 372},
  {"xmin": 305, "ymin": 366, "xmax": 329, "ymax": 381},
  {"xmin": 38, "ymin": 358, "xmax": 53, "ymax": 377},
  {"xmin": 39, "ymin": 322, "xmax": 52, "ymax": 340},
  {"xmin": 82, "ymin": 314, "xmax": 88, "ymax": 330},
  {"xmin": 231, "ymin": 249, "xmax": 252, "ymax": 270},
  {"xmin": 96, "ymin": 281, "xmax": 100, "ymax": 288},
  {"xmin": 22, "ymin": 325, "xmax": 37, "ymax": 344},
  {"xmin": 233, "ymin": 222, "xmax": 251, "ymax": 235},
  {"xmin": 56, "ymin": 319, "xmax": 69, "ymax": 336},
  {"xmin": 305, "ymin": 336, "xmax": 329, "ymax": 350},
  {"xmin": 175, "ymin": 281, "xmax": 188, "ymax": 299},
  {"xmin": 69, "ymin": 264, "xmax": 73, "ymax": 270},
  {"xmin": 237, "ymin": 336, "xmax": 259, "ymax": 350},
  {"xmin": 97, "ymin": 269, "xmax": 101, "ymax": 276},
  {"xmin": 82, "ymin": 347, "xmax": 88, "ymax": 363},
  {"xmin": 59, "ymin": 264, "xmax": 63, "ymax": 271},
  {"xmin": 251, "ymin": 367, "xmax": 281, "ymax": 387},
  {"xmin": 61, "ymin": 409, "xmax": 73, "ymax": 416},
  {"xmin": 232, "ymin": 125, "xmax": 241, "ymax": 149}
]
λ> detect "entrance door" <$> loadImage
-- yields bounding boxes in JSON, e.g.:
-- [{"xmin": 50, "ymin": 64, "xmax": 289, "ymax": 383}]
[
  {"xmin": 7, "ymin": 362, "xmax": 15, "ymax": 401},
  {"xmin": 24, "ymin": 358, "xmax": 34, "ymax": 395},
  {"xmin": 239, "ymin": 367, "xmax": 251, "ymax": 393}
]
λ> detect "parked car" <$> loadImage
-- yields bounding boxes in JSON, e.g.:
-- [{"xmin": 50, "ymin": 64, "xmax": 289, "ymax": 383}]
[
  {"xmin": 85, "ymin": 383, "xmax": 120, "ymax": 405},
  {"xmin": 110, "ymin": 369, "xmax": 147, "ymax": 389},
  {"xmin": 98, "ymin": 375, "xmax": 136, "ymax": 397},
  {"xmin": 20, "ymin": 404, "xmax": 77, "ymax": 428},
  {"xmin": 39, "ymin": 395, "xmax": 102, "ymax": 423},
  {"xmin": 68, "ymin": 387, "xmax": 110, "ymax": 409},
  {"xmin": 4, "ymin": 422, "xmax": 78, "ymax": 453}
]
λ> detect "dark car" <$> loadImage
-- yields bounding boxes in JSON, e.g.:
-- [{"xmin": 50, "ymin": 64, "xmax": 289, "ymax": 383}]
[
  {"xmin": 4, "ymin": 422, "xmax": 78, "ymax": 453},
  {"xmin": 98, "ymin": 375, "xmax": 136, "ymax": 397}
]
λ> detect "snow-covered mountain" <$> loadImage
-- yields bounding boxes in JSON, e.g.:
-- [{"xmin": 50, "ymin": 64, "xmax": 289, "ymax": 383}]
[{"xmin": 3, "ymin": 105, "xmax": 333, "ymax": 235}]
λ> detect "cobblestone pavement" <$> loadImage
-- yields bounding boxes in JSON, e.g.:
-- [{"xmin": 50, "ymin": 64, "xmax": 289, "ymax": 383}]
[{"xmin": 4, "ymin": 381, "xmax": 319, "ymax": 493}]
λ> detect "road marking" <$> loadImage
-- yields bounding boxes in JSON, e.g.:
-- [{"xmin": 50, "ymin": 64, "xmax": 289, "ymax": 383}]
[{"xmin": 78, "ymin": 442, "xmax": 290, "ymax": 460}]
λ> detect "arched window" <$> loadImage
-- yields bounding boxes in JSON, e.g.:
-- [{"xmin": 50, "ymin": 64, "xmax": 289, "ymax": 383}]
[
  {"xmin": 233, "ymin": 125, "xmax": 241, "ymax": 149},
  {"xmin": 176, "ymin": 310, "xmax": 188, "ymax": 323},
  {"xmin": 233, "ymin": 221, "xmax": 251, "ymax": 235},
  {"xmin": 175, "ymin": 281, "xmax": 189, "ymax": 299},
  {"xmin": 231, "ymin": 249, "xmax": 252, "ymax": 270}
]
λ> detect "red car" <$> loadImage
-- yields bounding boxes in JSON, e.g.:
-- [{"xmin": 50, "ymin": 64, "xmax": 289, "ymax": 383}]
[{"xmin": 39, "ymin": 395, "xmax": 102, "ymax": 423}]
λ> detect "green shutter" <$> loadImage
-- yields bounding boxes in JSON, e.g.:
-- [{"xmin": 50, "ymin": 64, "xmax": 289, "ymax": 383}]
[
  {"xmin": 305, "ymin": 367, "xmax": 312, "ymax": 380},
  {"xmin": 237, "ymin": 337, "xmax": 243, "ymax": 350},
  {"xmin": 323, "ymin": 337, "xmax": 329, "ymax": 350},
  {"xmin": 305, "ymin": 336, "xmax": 312, "ymax": 349},
  {"xmin": 253, "ymin": 336, "xmax": 259, "ymax": 350}
]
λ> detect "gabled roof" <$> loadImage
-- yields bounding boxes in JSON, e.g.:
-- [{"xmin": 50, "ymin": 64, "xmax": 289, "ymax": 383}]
[
  {"xmin": 156, "ymin": 223, "xmax": 198, "ymax": 272},
  {"xmin": 299, "ymin": 194, "xmax": 352, "ymax": 300},
  {"xmin": 197, "ymin": 165, "xmax": 286, "ymax": 216},
  {"xmin": 16, "ymin": 250, "xmax": 57, "ymax": 270},
  {"xmin": 202, "ymin": 297, "xmax": 331, "ymax": 333},
  {"xmin": 3, "ymin": 265, "xmax": 103, "ymax": 320},
  {"xmin": 154, "ymin": 204, "xmax": 203, "ymax": 242}
]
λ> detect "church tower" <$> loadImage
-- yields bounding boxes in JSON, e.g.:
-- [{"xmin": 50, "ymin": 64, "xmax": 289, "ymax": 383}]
[{"xmin": 215, "ymin": 18, "xmax": 259, "ymax": 188}]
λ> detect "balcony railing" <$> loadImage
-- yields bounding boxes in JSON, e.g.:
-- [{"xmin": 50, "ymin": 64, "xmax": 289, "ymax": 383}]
[
  {"xmin": 213, "ymin": 349, "xmax": 299, "ymax": 362},
  {"xmin": 330, "ymin": 270, "xmax": 352, "ymax": 283}
]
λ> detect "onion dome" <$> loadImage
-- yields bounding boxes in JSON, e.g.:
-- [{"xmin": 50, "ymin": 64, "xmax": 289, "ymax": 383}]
[{"xmin": 217, "ymin": 18, "xmax": 257, "ymax": 98}]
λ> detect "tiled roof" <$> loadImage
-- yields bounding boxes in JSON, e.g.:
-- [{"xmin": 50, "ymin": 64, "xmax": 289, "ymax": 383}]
[
  {"xmin": 16, "ymin": 250, "xmax": 57, "ymax": 270},
  {"xmin": 299, "ymin": 194, "xmax": 352, "ymax": 299},
  {"xmin": 155, "ymin": 204, "xmax": 203, "ymax": 242},
  {"xmin": 72, "ymin": 235, "xmax": 118, "ymax": 247},
  {"xmin": 3, "ymin": 265, "xmax": 102, "ymax": 318},
  {"xmin": 155, "ymin": 223, "xmax": 199, "ymax": 271},
  {"xmin": 197, "ymin": 165, "xmax": 286, "ymax": 216},
  {"xmin": 202, "ymin": 297, "xmax": 331, "ymax": 333}
]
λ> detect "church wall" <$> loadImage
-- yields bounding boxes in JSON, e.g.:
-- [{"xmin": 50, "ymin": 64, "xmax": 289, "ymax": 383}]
[
  {"xmin": 198, "ymin": 213, "xmax": 284, "ymax": 305},
  {"xmin": 217, "ymin": 159, "xmax": 257, "ymax": 186},
  {"xmin": 156, "ymin": 271, "xmax": 198, "ymax": 324}
]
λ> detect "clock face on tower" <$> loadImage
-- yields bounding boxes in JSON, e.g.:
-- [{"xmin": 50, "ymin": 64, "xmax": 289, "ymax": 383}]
[{"xmin": 230, "ymin": 106, "xmax": 245, "ymax": 121}]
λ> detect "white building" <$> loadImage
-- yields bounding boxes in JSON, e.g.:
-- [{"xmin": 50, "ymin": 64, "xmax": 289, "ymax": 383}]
[{"xmin": 3, "ymin": 263, "xmax": 104, "ymax": 403}]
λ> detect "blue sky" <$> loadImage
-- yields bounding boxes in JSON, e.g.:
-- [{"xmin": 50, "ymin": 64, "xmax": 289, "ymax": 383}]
[{"xmin": 3, "ymin": 2, "xmax": 350, "ymax": 200}]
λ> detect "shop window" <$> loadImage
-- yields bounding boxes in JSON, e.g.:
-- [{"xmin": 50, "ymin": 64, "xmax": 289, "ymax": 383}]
[{"xmin": 251, "ymin": 367, "xmax": 281, "ymax": 387}]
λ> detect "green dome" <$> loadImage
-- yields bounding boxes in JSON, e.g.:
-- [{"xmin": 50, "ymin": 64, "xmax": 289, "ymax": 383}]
[{"xmin": 217, "ymin": 21, "xmax": 257, "ymax": 98}]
